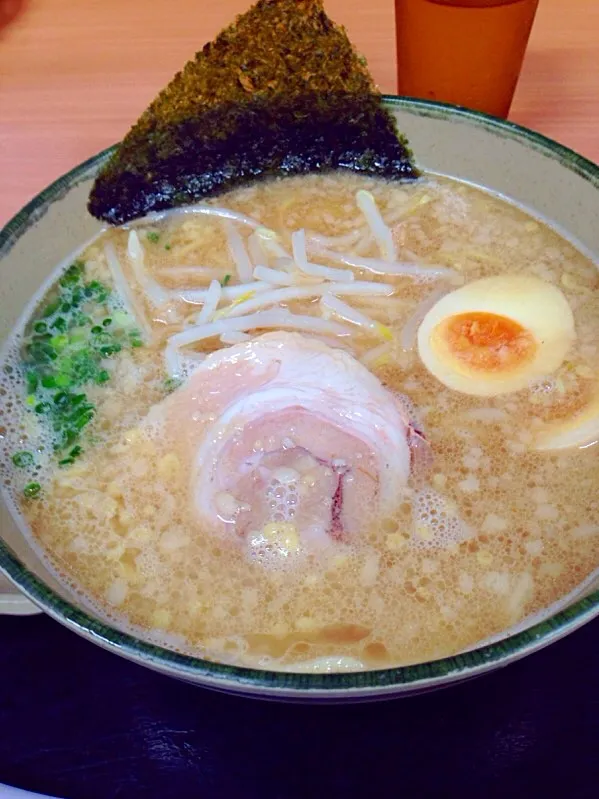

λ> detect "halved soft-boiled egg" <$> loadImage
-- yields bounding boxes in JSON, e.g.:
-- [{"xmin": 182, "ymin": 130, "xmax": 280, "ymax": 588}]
[
  {"xmin": 533, "ymin": 390, "xmax": 599, "ymax": 451},
  {"xmin": 417, "ymin": 275, "xmax": 576, "ymax": 396}
]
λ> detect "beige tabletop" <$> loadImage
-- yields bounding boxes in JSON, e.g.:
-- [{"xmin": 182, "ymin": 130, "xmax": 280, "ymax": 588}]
[{"xmin": 0, "ymin": 0, "xmax": 597, "ymax": 226}]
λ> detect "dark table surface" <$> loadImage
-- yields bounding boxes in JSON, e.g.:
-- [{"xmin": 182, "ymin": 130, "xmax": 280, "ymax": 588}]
[{"xmin": 1, "ymin": 613, "xmax": 598, "ymax": 799}]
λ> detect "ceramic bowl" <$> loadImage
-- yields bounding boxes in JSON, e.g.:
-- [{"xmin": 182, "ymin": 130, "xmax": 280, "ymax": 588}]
[{"xmin": 2, "ymin": 97, "xmax": 599, "ymax": 701}]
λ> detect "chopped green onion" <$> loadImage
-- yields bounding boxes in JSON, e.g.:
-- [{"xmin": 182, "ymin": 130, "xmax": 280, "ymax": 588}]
[
  {"xmin": 100, "ymin": 343, "xmax": 122, "ymax": 357},
  {"xmin": 23, "ymin": 482, "xmax": 41, "ymax": 498},
  {"xmin": 221, "ymin": 274, "xmax": 232, "ymax": 286},
  {"xmin": 20, "ymin": 258, "xmax": 141, "ymax": 472},
  {"xmin": 41, "ymin": 374, "xmax": 57, "ymax": 389},
  {"xmin": 12, "ymin": 451, "xmax": 34, "ymax": 468},
  {"xmin": 57, "ymin": 429, "xmax": 78, "ymax": 449},
  {"xmin": 50, "ymin": 334, "xmax": 69, "ymax": 351},
  {"xmin": 146, "ymin": 231, "xmax": 160, "ymax": 243},
  {"xmin": 59, "ymin": 261, "xmax": 84, "ymax": 287},
  {"xmin": 74, "ymin": 409, "xmax": 94, "ymax": 430},
  {"xmin": 26, "ymin": 372, "xmax": 39, "ymax": 393},
  {"xmin": 129, "ymin": 330, "xmax": 143, "ymax": 348},
  {"xmin": 55, "ymin": 373, "xmax": 72, "ymax": 388},
  {"xmin": 53, "ymin": 391, "xmax": 69, "ymax": 408},
  {"xmin": 69, "ymin": 288, "xmax": 83, "ymax": 308},
  {"xmin": 164, "ymin": 243, "xmax": 172, "ymax": 251},
  {"xmin": 42, "ymin": 299, "xmax": 61, "ymax": 318},
  {"xmin": 26, "ymin": 341, "xmax": 57, "ymax": 364},
  {"xmin": 84, "ymin": 280, "xmax": 110, "ymax": 302}
]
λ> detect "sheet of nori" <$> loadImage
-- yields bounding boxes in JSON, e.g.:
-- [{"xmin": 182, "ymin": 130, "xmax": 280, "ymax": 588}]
[{"xmin": 88, "ymin": 0, "xmax": 420, "ymax": 225}]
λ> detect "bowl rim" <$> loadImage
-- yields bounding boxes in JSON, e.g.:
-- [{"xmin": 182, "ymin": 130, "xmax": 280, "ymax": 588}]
[{"xmin": 1, "ymin": 95, "xmax": 599, "ymax": 697}]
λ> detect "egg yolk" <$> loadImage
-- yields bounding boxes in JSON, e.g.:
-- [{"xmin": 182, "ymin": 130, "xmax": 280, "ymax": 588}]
[{"xmin": 436, "ymin": 312, "xmax": 537, "ymax": 373}]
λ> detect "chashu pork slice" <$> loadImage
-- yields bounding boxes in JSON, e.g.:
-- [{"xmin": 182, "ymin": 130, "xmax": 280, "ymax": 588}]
[{"xmin": 142, "ymin": 332, "xmax": 411, "ymax": 560}]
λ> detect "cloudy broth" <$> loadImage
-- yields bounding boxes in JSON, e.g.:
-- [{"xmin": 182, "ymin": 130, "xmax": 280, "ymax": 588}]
[{"xmin": 1, "ymin": 172, "xmax": 599, "ymax": 671}]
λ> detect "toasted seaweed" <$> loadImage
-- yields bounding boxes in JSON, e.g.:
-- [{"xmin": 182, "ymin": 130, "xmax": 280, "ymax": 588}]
[{"xmin": 89, "ymin": 0, "xmax": 419, "ymax": 225}]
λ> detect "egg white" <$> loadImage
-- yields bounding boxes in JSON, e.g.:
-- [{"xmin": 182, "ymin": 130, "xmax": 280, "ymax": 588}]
[{"xmin": 533, "ymin": 390, "xmax": 599, "ymax": 451}]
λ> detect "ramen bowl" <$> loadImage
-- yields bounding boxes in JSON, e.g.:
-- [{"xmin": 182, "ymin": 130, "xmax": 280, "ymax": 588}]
[{"xmin": 1, "ymin": 97, "xmax": 599, "ymax": 701}]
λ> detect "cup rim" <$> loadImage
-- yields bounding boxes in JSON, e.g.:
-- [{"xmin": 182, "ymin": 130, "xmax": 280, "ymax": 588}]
[{"xmin": 1, "ymin": 96, "xmax": 599, "ymax": 697}]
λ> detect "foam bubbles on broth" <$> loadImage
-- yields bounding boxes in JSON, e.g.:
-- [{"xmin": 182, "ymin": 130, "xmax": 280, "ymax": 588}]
[{"xmin": 2, "ymin": 172, "xmax": 599, "ymax": 671}]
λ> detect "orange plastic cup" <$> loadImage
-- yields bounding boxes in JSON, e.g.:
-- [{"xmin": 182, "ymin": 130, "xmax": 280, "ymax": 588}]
[{"xmin": 396, "ymin": 0, "xmax": 539, "ymax": 118}]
